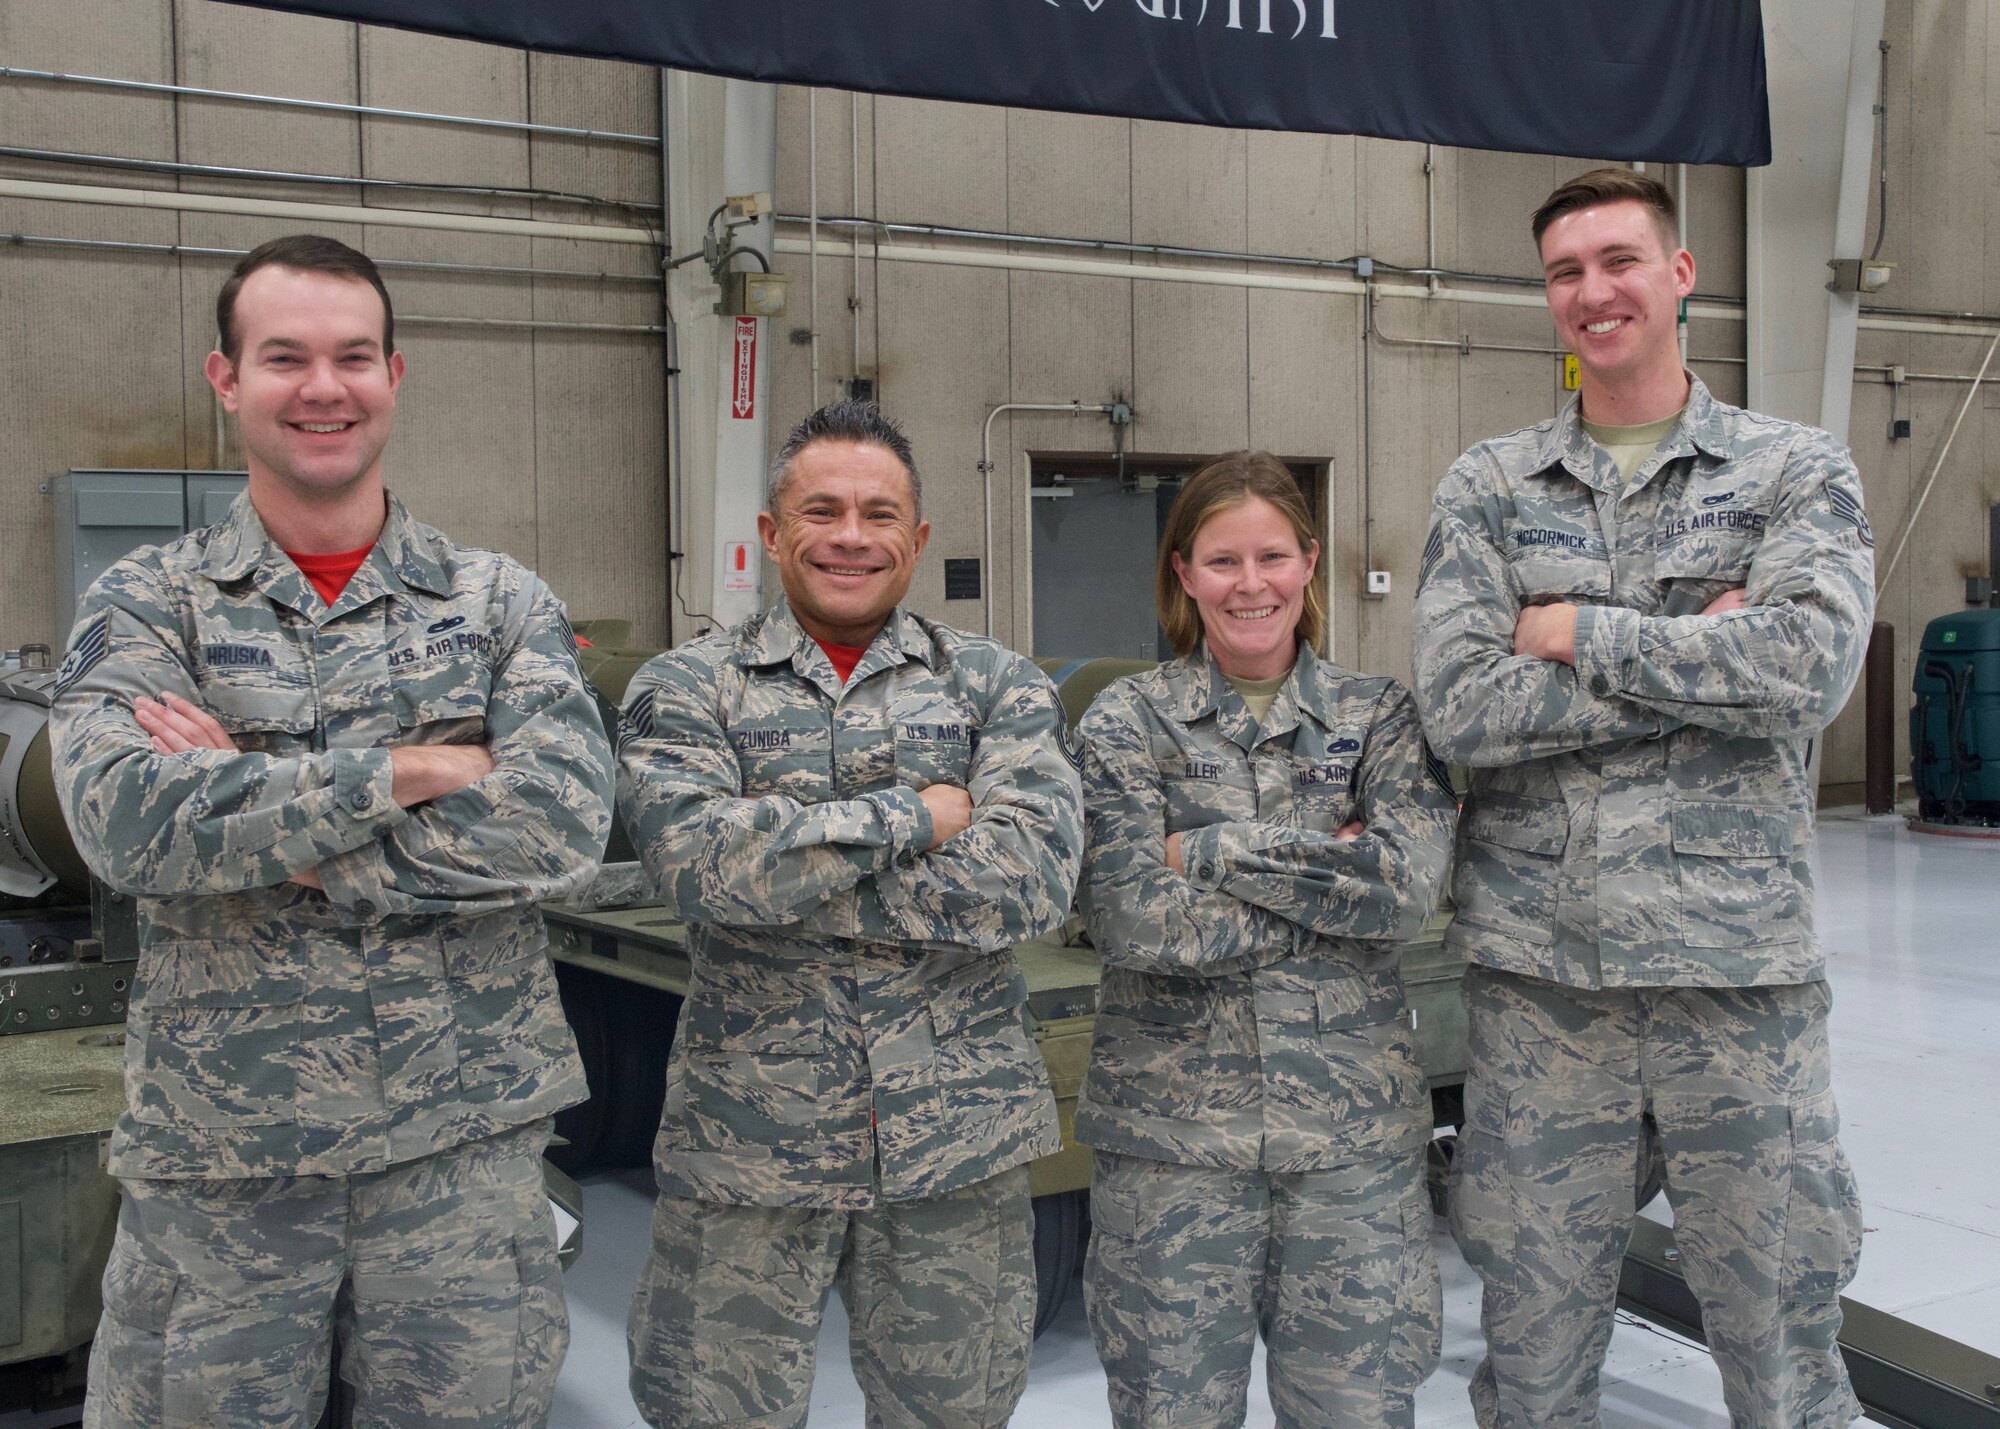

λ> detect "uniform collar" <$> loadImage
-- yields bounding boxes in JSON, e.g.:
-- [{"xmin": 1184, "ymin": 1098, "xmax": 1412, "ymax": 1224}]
[
  {"xmin": 741, "ymin": 600, "xmax": 936, "ymax": 683},
  {"xmin": 195, "ymin": 489, "xmax": 450, "ymax": 615},
  {"xmin": 1165, "ymin": 642, "xmax": 1324, "ymax": 750},
  {"xmin": 1537, "ymin": 373, "xmax": 1737, "ymax": 492}
]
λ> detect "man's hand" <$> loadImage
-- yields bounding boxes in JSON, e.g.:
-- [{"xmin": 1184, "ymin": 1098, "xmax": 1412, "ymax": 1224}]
[
  {"xmin": 134, "ymin": 693, "xmax": 332, "ymax": 888},
  {"xmin": 1702, "ymin": 587, "xmax": 1747, "ymax": 616},
  {"xmin": 1336, "ymin": 820, "xmax": 1365, "ymax": 842},
  {"xmin": 388, "ymin": 743, "xmax": 495, "ymax": 809},
  {"xmin": 1513, "ymin": 601, "xmax": 1579, "ymax": 666},
  {"xmin": 1164, "ymin": 830, "xmax": 1185, "ymax": 877},
  {"xmin": 133, "ymin": 692, "xmax": 237, "ymax": 754},
  {"xmin": 918, "ymin": 783, "xmax": 973, "ymax": 849}
]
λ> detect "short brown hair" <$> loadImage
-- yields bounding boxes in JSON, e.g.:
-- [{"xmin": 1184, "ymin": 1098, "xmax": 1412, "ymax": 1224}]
[
  {"xmin": 1156, "ymin": 452, "xmax": 1324, "ymax": 659},
  {"xmin": 215, "ymin": 234, "xmax": 395, "ymax": 363},
  {"xmin": 1531, "ymin": 167, "xmax": 1680, "ymax": 256}
]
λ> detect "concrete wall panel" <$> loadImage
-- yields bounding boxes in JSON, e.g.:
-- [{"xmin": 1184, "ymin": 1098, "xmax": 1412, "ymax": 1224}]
[
  {"xmin": 1007, "ymin": 110, "xmax": 1132, "ymax": 244},
  {"xmin": 1131, "ymin": 281, "xmax": 1248, "ymax": 456},
  {"xmin": 175, "ymin": 1, "xmax": 360, "ymax": 209},
  {"xmin": 873, "ymin": 98, "xmax": 1006, "ymax": 231},
  {"xmin": 527, "ymin": 54, "xmax": 659, "ymax": 214},
  {"xmin": 0, "ymin": 200, "xmax": 188, "ymax": 647},
  {"xmin": 0, "ymin": 0, "xmax": 175, "ymax": 160},
  {"xmin": 358, "ymin": 28, "xmax": 531, "ymax": 218},
  {"xmin": 1131, "ymin": 121, "xmax": 1246, "ymax": 253},
  {"xmin": 1901, "ymin": 3, "xmax": 1986, "ymax": 313},
  {"xmin": 1246, "ymin": 132, "xmax": 1357, "ymax": 264},
  {"xmin": 532, "ymin": 330, "xmax": 667, "ymax": 642},
  {"xmin": 1685, "ymin": 164, "xmax": 1747, "ymax": 300},
  {"xmin": 1456, "ymin": 150, "xmax": 1556, "ymax": 281},
  {"xmin": 1008, "ymin": 270, "xmax": 1132, "ymax": 408},
  {"xmin": 1247, "ymin": 288, "xmax": 1358, "ymax": 460},
  {"xmin": 873, "ymin": 263, "xmax": 1011, "ymax": 632}
]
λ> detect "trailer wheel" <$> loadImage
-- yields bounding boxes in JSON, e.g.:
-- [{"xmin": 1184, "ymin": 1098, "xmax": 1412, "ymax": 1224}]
[{"xmin": 1031, "ymin": 1189, "xmax": 1089, "ymax": 1338}]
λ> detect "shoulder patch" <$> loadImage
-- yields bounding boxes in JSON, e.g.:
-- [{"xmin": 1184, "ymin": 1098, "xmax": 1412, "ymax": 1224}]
[
  {"xmin": 53, "ymin": 611, "xmax": 111, "ymax": 697},
  {"xmin": 1423, "ymin": 741, "xmax": 1457, "ymax": 800},
  {"xmin": 1826, "ymin": 484, "xmax": 1873, "ymax": 547},
  {"xmin": 1060, "ymin": 724, "xmax": 1086, "ymax": 772},
  {"xmin": 1418, "ymin": 522, "xmax": 1446, "ymax": 590},
  {"xmin": 623, "ymin": 690, "xmax": 657, "ymax": 743}
]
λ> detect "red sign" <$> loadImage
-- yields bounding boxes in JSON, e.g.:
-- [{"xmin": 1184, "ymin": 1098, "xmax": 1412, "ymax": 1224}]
[{"xmin": 731, "ymin": 316, "xmax": 757, "ymax": 419}]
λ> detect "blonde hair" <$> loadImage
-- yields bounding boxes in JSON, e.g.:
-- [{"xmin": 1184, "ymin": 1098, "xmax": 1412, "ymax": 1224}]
[{"xmin": 1156, "ymin": 451, "xmax": 1323, "ymax": 659}]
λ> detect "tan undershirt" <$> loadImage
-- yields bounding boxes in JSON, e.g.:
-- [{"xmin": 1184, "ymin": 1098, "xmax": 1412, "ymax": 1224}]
[
  {"xmin": 1225, "ymin": 672, "xmax": 1288, "ymax": 726},
  {"xmin": 1581, "ymin": 410, "xmax": 1682, "ymax": 488}
]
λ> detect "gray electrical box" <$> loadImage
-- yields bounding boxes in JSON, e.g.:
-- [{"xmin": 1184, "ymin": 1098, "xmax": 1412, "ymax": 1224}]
[{"xmin": 51, "ymin": 469, "xmax": 247, "ymax": 644}]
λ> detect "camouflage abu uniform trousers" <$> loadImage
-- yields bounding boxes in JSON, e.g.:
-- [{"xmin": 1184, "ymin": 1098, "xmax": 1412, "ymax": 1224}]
[
  {"xmin": 1411, "ymin": 377, "xmax": 1874, "ymax": 1429},
  {"xmin": 1075, "ymin": 647, "xmax": 1458, "ymax": 1428},
  {"xmin": 50, "ymin": 492, "xmax": 614, "ymax": 1427},
  {"xmin": 616, "ymin": 601, "xmax": 1083, "ymax": 1428}
]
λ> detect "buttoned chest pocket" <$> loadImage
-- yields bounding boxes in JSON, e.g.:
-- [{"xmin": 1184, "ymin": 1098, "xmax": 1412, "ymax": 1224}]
[
  {"xmin": 1287, "ymin": 737, "xmax": 1362, "ymax": 832},
  {"xmin": 394, "ymin": 670, "xmax": 492, "ymax": 745},
  {"xmin": 892, "ymin": 699, "xmax": 975, "ymax": 791},
  {"xmin": 1504, "ymin": 503, "xmax": 1612, "ymax": 603},
  {"xmin": 1159, "ymin": 752, "xmax": 1254, "ymax": 835},
  {"xmin": 731, "ymin": 718, "xmax": 833, "ymax": 800},
  {"xmin": 203, "ymin": 681, "xmax": 317, "ymax": 756},
  {"xmin": 1656, "ymin": 476, "xmax": 1771, "ymax": 594}
]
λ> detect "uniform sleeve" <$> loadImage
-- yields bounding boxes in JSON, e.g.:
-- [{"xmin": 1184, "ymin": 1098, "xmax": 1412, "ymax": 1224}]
[
  {"xmin": 314, "ymin": 581, "xmax": 615, "ymax": 920},
  {"xmin": 48, "ymin": 563, "xmax": 407, "ymax": 898},
  {"xmin": 1175, "ymin": 684, "xmax": 1455, "ymax": 944},
  {"xmin": 616, "ymin": 650, "xmax": 934, "ymax": 929},
  {"xmin": 1411, "ymin": 451, "xmax": 1683, "ymax": 767},
  {"xmin": 877, "ymin": 656, "xmax": 1083, "ymax": 953},
  {"xmin": 1078, "ymin": 683, "xmax": 1302, "ymax": 978},
  {"xmin": 1571, "ymin": 435, "xmax": 1875, "ymax": 738}
]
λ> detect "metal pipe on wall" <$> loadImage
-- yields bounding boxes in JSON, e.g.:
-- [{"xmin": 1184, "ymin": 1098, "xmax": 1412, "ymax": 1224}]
[
  {"xmin": 0, "ymin": 144, "xmax": 652, "ymax": 212},
  {"xmin": 0, "ymin": 64, "xmax": 659, "ymax": 145},
  {"xmin": 1876, "ymin": 329, "xmax": 2000, "ymax": 594},
  {"xmin": 0, "ymin": 176, "xmax": 657, "ymax": 244},
  {"xmin": 808, "ymin": 89, "xmax": 821, "ymax": 408},
  {"xmin": 980, "ymin": 402, "xmax": 1117, "ymax": 639}
]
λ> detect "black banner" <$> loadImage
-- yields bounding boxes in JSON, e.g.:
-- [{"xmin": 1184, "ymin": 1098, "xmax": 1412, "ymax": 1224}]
[{"xmin": 216, "ymin": 0, "xmax": 1770, "ymax": 166}]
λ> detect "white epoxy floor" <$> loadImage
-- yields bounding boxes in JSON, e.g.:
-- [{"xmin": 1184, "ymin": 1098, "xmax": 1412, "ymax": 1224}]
[{"xmin": 551, "ymin": 812, "xmax": 2000, "ymax": 1427}]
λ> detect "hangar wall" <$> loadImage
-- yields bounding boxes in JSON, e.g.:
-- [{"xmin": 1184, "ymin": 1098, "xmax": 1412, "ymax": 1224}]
[
  {"xmin": 760, "ymin": 0, "xmax": 1997, "ymax": 801},
  {"xmin": 0, "ymin": 0, "xmax": 671, "ymax": 649},
  {"xmin": 1, "ymin": 0, "xmax": 1993, "ymax": 801}
]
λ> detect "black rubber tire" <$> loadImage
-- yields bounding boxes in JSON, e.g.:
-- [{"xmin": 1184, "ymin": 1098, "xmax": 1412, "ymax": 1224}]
[
  {"xmin": 593, "ymin": 982, "xmax": 681, "ymax": 1169},
  {"xmin": 1031, "ymin": 1189, "xmax": 1089, "ymax": 1338},
  {"xmin": 548, "ymin": 960, "xmax": 610, "ymax": 1175}
]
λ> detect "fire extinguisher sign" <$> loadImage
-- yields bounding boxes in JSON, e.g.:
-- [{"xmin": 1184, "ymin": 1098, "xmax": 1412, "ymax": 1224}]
[
  {"xmin": 731, "ymin": 317, "xmax": 758, "ymax": 419},
  {"xmin": 720, "ymin": 541, "xmax": 756, "ymax": 593}
]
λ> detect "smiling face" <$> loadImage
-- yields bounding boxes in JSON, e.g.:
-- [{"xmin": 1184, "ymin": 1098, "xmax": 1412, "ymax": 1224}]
[
  {"xmin": 204, "ymin": 265, "xmax": 403, "ymax": 504},
  {"xmin": 1539, "ymin": 198, "xmax": 1695, "ymax": 410},
  {"xmin": 1171, "ymin": 496, "xmax": 1319, "ymax": 682},
  {"xmin": 758, "ymin": 438, "xmax": 929, "ymax": 648}
]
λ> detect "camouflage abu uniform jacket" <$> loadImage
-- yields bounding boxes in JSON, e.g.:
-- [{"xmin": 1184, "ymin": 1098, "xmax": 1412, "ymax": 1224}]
[
  {"xmin": 1411, "ymin": 377, "xmax": 1875, "ymax": 989},
  {"xmin": 49, "ymin": 492, "xmax": 612, "ymax": 1181},
  {"xmin": 617, "ymin": 600, "xmax": 1082, "ymax": 1210},
  {"xmin": 1073, "ymin": 647, "xmax": 1457, "ymax": 1172}
]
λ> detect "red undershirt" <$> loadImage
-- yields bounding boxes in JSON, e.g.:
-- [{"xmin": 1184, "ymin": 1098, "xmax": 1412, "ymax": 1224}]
[
  {"xmin": 815, "ymin": 638, "xmax": 869, "ymax": 684},
  {"xmin": 285, "ymin": 542, "xmax": 375, "ymax": 607}
]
